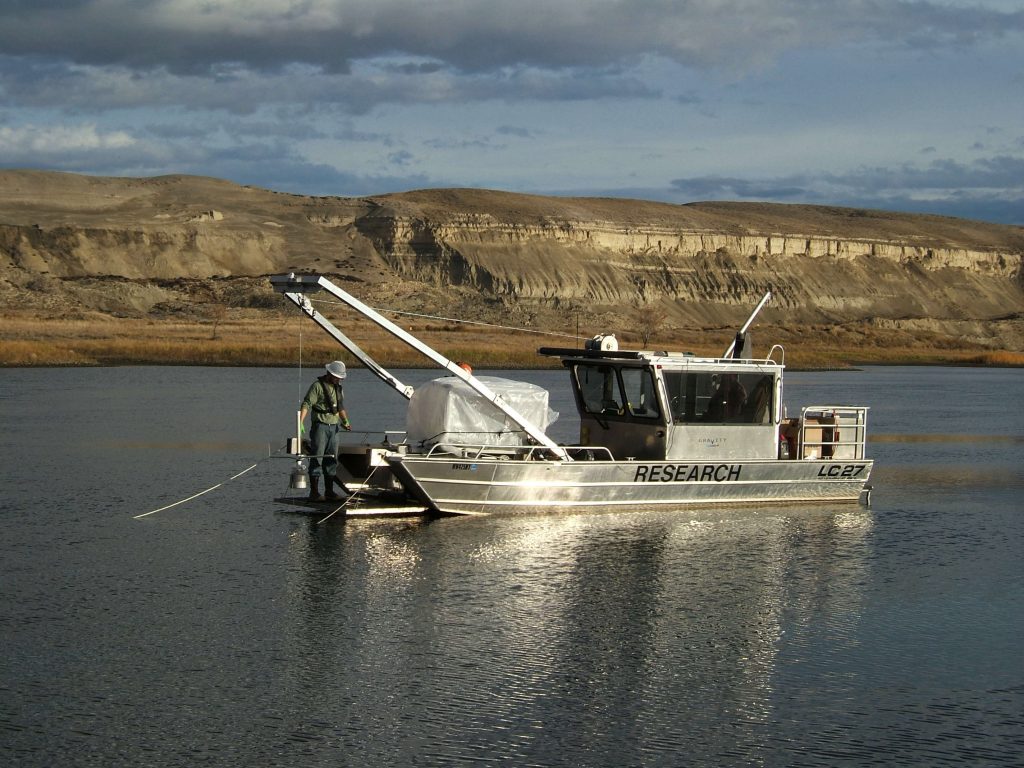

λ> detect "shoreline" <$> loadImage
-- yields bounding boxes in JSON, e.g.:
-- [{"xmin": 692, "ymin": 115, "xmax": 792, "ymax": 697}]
[
  {"xmin": 3, "ymin": 310, "xmax": 1022, "ymax": 369},
  {"xmin": 4, "ymin": 361, "xmax": 1020, "ymax": 370},
  {"xmin": 3, "ymin": 344, "xmax": 1021, "ymax": 371}
]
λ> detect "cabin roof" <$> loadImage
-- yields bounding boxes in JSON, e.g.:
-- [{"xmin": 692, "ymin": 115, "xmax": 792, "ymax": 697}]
[{"xmin": 538, "ymin": 346, "xmax": 784, "ymax": 371}]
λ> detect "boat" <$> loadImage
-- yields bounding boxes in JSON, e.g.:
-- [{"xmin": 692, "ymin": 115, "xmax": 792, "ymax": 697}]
[{"xmin": 271, "ymin": 273, "xmax": 873, "ymax": 516}]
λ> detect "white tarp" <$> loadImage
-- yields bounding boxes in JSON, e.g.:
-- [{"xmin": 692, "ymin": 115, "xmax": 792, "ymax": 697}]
[{"xmin": 406, "ymin": 376, "xmax": 558, "ymax": 451}]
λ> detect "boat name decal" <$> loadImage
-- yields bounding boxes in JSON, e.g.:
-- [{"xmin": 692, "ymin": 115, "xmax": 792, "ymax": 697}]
[
  {"xmin": 634, "ymin": 464, "xmax": 742, "ymax": 483},
  {"xmin": 817, "ymin": 464, "xmax": 868, "ymax": 478}
]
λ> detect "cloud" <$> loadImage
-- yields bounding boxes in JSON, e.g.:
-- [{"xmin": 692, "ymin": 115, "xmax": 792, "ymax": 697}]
[
  {"xmin": 0, "ymin": 118, "xmax": 429, "ymax": 196},
  {"xmin": 1, "ymin": 1, "xmax": 1015, "ymax": 120},
  {"xmin": 424, "ymin": 137, "xmax": 500, "ymax": 151},
  {"xmin": 496, "ymin": 125, "xmax": 537, "ymax": 139},
  {"xmin": 229, "ymin": 163, "xmax": 433, "ymax": 198},
  {"xmin": 0, "ymin": 55, "xmax": 657, "ymax": 116},
  {"xmin": 0, "ymin": 123, "xmax": 135, "ymax": 156},
  {"xmin": 386, "ymin": 150, "xmax": 415, "ymax": 167},
  {"xmin": 669, "ymin": 175, "xmax": 810, "ymax": 200},
  {"xmin": 672, "ymin": 156, "xmax": 1024, "ymax": 198},
  {"xmin": 0, "ymin": 2, "xmax": 1021, "ymax": 225},
  {"xmin": 668, "ymin": 155, "xmax": 1024, "ymax": 223},
  {"xmin": 1, "ymin": 1, "xmax": 1021, "ymax": 77},
  {"xmin": 826, "ymin": 156, "xmax": 1024, "ymax": 194}
]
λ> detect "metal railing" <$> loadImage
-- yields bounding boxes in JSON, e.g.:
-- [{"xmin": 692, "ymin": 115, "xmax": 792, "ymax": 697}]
[
  {"xmin": 798, "ymin": 406, "xmax": 869, "ymax": 460},
  {"xmin": 423, "ymin": 443, "xmax": 615, "ymax": 461}
]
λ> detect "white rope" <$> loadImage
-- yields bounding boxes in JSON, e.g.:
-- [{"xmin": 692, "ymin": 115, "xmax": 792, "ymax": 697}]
[
  {"xmin": 314, "ymin": 465, "xmax": 382, "ymax": 525},
  {"xmin": 132, "ymin": 462, "xmax": 260, "ymax": 519}
]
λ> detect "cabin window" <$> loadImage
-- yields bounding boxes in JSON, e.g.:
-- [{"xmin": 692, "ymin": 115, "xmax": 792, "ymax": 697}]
[
  {"xmin": 574, "ymin": 364, "xmax": 624, "ymax": 415},
  {"xmin": 620, "ymin": 367, "xmax": 661, "ymax": 419},
  {"xmin": 573, "ymin": 364, "xmax": 662, "ymax": 420},
  {"xmin": 662, "ymin": 371, "xmax": 774, "ymax": 425}
]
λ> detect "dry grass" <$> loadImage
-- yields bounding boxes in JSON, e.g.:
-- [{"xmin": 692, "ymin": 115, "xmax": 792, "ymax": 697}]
[
  {"xmin": 2, "ymin": 309, "xmax": 1021, "ymax": 369},
  {"xmin": 958, "ymin": 350, "xmax": 1024, "ymax": 367}
]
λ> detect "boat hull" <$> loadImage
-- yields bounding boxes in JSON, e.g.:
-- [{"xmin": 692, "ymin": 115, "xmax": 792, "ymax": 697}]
[{"xmin": 386, "ymin": 455, "xmax": 873, "ymax": 515}]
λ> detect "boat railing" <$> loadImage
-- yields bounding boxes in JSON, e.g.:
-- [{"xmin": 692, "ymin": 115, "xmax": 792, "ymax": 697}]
[
  {"xmin": 798, "ymin": 406, "xmax": 869, "ymax": 460},
  {"xmin": 667, "ymin": 354, "xmax": 783, "ymax": 367},
  {"xmin": 422, "ymin": 443, "xmax": 616, "ymax": 461}
]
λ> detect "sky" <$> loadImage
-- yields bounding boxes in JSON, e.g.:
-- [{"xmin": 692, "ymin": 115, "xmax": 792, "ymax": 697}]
[{"xmin": 1, "ymin": 0, "xmax": 1022, "ymax": 224}]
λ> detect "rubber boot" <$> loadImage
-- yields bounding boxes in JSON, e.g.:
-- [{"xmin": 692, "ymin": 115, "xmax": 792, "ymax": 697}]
[
  {"xmin": 308, "ymin": 477, "xmax": 323, "ymax": 501},
  {"xmin": 324, "ymin": 476, "xmax": 342, "ymax": 500}
]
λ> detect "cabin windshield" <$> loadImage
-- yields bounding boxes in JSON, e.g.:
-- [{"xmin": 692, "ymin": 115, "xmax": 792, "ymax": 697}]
[
  {"xmin": 662, "ymin": 370, "xmax": 774, "ymax": 425},
  {"xmin": 573, "ymin": 364, "xmax": 661, "ymax": 420}
]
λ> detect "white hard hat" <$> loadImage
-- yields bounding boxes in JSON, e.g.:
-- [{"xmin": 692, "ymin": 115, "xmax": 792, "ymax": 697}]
[{"xmin": 325, "ymin": 361, "xmax": 346, "ymax": 379}]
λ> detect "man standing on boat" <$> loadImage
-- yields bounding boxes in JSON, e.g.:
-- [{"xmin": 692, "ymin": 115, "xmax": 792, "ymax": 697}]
[{"xmin": 299, "ymin": 361, "xmax": 351, "ymax": 501}]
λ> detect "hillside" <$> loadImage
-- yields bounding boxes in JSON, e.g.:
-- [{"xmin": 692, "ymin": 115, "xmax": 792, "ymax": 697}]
[{"xmin": 1, "ymin": 170, "xmax": 1022, "ymax": 365}]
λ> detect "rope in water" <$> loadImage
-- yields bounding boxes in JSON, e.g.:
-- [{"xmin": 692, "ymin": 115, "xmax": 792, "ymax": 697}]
[
  {"xmin": 314, "ymin": 464, "xmax": 385, "ymax": 525},
  {"xmin": 132, "ymin": 462, "xmax": 260, "ymax": 519}
]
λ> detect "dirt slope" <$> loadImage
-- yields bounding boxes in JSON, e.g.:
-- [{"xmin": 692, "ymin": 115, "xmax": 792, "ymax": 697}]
[{"xmin": 1, "ymin": 170, "xmax": 1022, "ymax": 354}]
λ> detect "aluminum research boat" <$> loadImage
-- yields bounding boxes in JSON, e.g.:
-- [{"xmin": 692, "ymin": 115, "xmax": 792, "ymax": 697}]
[{"xmin": 272, "ymin": 273, "xmax": 873, "ymax": 515}]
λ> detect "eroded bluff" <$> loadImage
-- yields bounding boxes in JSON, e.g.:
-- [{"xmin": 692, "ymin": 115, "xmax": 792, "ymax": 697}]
[
  {"xmin": 354, "ymin": 204, "xmax": 1024, "ymax": 329},
  {"xmin": 1, "ymin": 173, "xmax": 1022, "ymax": 347}
]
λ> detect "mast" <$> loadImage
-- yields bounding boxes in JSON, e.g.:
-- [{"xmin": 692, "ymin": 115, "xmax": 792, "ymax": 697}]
[{"xmin": 723, "ymin": 290, "xmax": 772, "ymax": 358}]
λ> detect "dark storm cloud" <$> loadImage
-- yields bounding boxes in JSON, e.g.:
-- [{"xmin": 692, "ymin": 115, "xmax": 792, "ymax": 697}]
[
  {"xmin": 1, "ymin": 1, "xmax": 1021, "ymax": 77},
  {"xmin": 0, "ymin": 1, "xmax": 1020, "ymax": 117},
  {"xmin": 0, "ymin": 54, "xmax": 656, "ymax": 116}
]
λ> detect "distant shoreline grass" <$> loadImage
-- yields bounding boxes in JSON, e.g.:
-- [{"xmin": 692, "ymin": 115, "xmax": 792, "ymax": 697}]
[
  {"xmin": 3, "ymin": 341, "xmax": 1021, "ymax": 369},
  {"xmin": 3, "ymin": 312, "xmax": 1022, "ymax": 369}
]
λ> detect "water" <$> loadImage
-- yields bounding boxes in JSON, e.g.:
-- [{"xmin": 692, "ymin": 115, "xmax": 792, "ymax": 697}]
[{"xmin": 1, "ymin": 366, "xmax": 1022, "ymax": 766}]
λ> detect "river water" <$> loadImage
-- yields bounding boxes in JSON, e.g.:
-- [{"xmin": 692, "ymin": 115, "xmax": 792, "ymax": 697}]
[{"xmin": 1, "ymin": 365, "xmax": 1022, "ymax": 766}]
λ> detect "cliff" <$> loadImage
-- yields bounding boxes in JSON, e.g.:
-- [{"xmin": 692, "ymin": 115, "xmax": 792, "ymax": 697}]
[{"xmin": 2, "ymin": 171, "xmax": 1022, "ymax": 351}]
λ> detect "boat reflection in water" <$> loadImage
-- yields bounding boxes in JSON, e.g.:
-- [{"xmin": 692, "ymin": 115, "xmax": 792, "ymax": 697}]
[
  {"xmin": 271, "ymin": 274, "xmax": 875, "ymax": 517},
  {"xmin": 283, "ymin": 504, "xmax": 873, "ymax": 762}
]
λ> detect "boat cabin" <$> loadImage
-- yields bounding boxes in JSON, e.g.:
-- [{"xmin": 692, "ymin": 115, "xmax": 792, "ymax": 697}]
[{"xmin": 540, "ymin": 346, "xmax": 784, "ymax": 461}]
